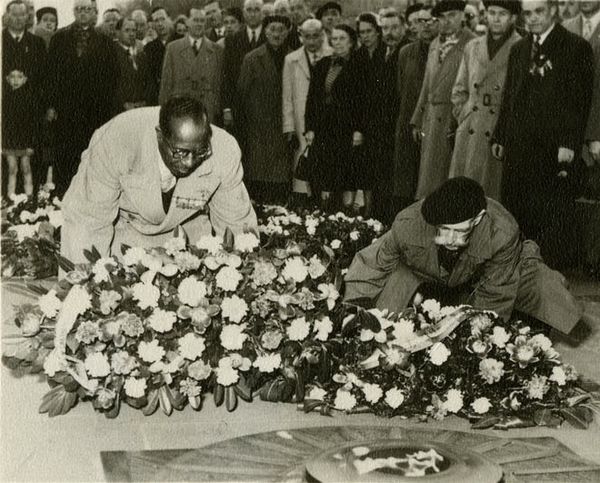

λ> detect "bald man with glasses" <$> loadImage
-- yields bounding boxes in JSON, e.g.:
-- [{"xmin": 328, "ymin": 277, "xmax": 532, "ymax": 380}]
[{"xmin": 60, "ymin": 97, "xmax": 257, "ymax": 267}]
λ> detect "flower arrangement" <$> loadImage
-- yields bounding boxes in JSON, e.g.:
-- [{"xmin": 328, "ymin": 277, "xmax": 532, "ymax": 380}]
[
  {"xmin": 529, "ymin": 52, "xmax": 553, "ymax": 77},
  {"xmin": 301, "ymin": 300, "xmax": 599, "ymax": 429},
  {"xmin": 1, "ymin": 187, "xmax": 62, "ymax": 278},
  {"xmin": 3, "ymin": 227, "xmax": 598, "ymax": 429}
]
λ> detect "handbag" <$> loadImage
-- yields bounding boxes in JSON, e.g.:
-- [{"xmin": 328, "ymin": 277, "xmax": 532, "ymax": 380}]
[{"xmin": 294, "ymin": 145, "xmax": 313, "ymax": 182}]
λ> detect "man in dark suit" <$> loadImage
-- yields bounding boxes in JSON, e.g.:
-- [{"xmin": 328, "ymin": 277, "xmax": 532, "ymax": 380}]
[
  {"xmin": 393, "ymin": 5, "xmax": 438, "ymax": 214},
  {"xmin": 286, "ymin": 0, "xmax": 309, "ymax": 50},
  {"xmin": 144, "ymin": 6, "xmax": 173, "ymax": 105},
  {"xmin": 205, "ymin": 1, "xmax": 225, "ymax": 42},
  {"xmin": 222, "ymin": 0, "xmax": 265, "ymax": 131},
  {"xmin": 113, "ymin": 17, "xmax": 153, "ymax": 114},
  {"xmin": 46, "ymin": 0, "xmax": 118, "ymax": 197},
  {"xmin": 492, "ymin": 0, "xmax": 594, "ymax": 269}
]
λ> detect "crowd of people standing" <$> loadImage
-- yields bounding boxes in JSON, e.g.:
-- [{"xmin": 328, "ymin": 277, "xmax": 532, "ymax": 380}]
[{"xmin": 2, "ymin": 0, "xmax": 600, "ymax": 272}]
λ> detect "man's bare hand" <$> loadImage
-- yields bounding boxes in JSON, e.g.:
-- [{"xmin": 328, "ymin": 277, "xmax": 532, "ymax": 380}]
[{"xmin": 558, "ymin": 147, "xmax": 575, "ymax": 164}]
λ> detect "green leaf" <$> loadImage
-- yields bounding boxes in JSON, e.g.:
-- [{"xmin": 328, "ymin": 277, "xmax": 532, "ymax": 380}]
[
  {"xmin": 223, "ymin": 227, "xmax": 235, "ymax": 252},
  {"xmin": 166, "ymin": 385, "xmax": 186, "ymax": 410},
  {"xmin": 213, "ymin": 384, "xmax": 225, "ymax": 407},
  {"xmin": 39, "ymin": 385, "xmax": 78, "ymax": 417},
  {"xmin": 533, "ymin": 408, "xmax": 562, "ymax": 427},
  {"xmin": 25, "ymin": 283, "xmax": 50, "ymax": 296},
  {"xmin": 561, "ymin": 406, "xmax": 594, "ymax": 429},
  {"xmin": 120, "ymin": 243, "xmax": 132, "ymax": 255},
  {"xmin": 234, "ymin": 376, "xmax": 253, "ymax": 402},
  {"xmin": 158, "ymin": 386, "xmax": 173, "ymax": 415},
  {"xmin": 471, "ymin": 416, "xmax": 503, "ymax": 430},
  {"xmin": 493, "ymin": 416, "xmax": 535, "ymax": 430},
  {"xmin": 302, "ymin": 399, "xmax": 323, "ymax": 413},
  {"xmin": 56, "ymin": 254, "xmax": 75, "ymax": 273},
  {"xmin": 226, "ymin": 385, "xmax": 238, "ymax": 412},
  {"xmin": 105, "ymin": 390, "xmax": 121, "ymax": 418},
  {"xmin": 142, "ymin": 389, "xmax": 160, "ymax": 416}
]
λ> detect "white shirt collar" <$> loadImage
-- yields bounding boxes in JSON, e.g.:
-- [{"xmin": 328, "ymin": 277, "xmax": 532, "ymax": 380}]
[
  {"xmin": 157, "ymin": 153, "xmax": 176, "ymax": 192},
  {"xmin": 9, "ymin": 30, "xmax": 24, "ymax": 41},
  {"xmin": 582, "ymin": 8, "xmax": 600, "ymax": 34},
  {"xmin": 189, "ymin": 35, "xmax": 203, "ymax": 47},
  {"xmin": 247, "ymin": 25, "xmax": 262, "ymax": 41},
  {"xmin": 536, "ymin": 23, "xmax": 555, "ymax": 45}
]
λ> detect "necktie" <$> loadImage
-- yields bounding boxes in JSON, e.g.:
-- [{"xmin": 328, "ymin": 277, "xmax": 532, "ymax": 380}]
[
  {"xmin": 250, "ymin": 30, "xmax": 257, "ymax": 49},
  {"xmin": 193, "ymin": 40, "xmax": 200, "ymax": 55},
  {"xmin": 128, "ymin": 47, "xmax": 138, "ymax": 70},
  {"xmin": 583, "ymin": 19, "xmax": 593, "ymax": 41},
  {"xmin": 386, "ymin": 47, "xmax": 393, "ymax": 61},
  {"xmin": 531, "ymin": 34, "xmax": 541, "ymax": 60}
]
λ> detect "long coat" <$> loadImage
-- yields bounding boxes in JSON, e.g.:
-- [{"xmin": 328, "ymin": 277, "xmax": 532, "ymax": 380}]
[
  {"xmin": 449, "ymin": 31, "xmax": 521, "ymax": 199},
  {"xmin": 46, "ymin": 23, "xmax": 118, "ymax": 196},
  {"xmin": 144, "ymin": 37, "xmax": 167, "ymax": 105},
  {"xmin": 159, "ymin": 36, "xmax": 223, "ymax": 123},
  {"xmin": 222, "ymin": 28, "xmax": 265, "ymax": 115},
  {"xmin": 114, "ymin": 44, "xmax": 153, "ymax": 113},
  {"xmin": 493, "ymin": 24, "xmax": 594, "ymax": 266},
  {"xmin": 282, "ymin": 44, "xmax": 333, "ymax": 193},
  {"xmin": 304, "ymin": 54, "xmax": 367, "ymax": 191},
  {"xmin": 411, "ymin": 28, "xmax": 475, "ymax": 199},
  {"xmin": 343, "ymin": 198, "xmax": 582, "ymax": 334},
  {"xmin": 236, "ymin": 45, "xmax": 290, "ymax": 184},
  {"xmin": 393, "ymin": 40, "xmax": 430, "ymax": 200},
  {"xmin": 61, "ymin": 107, "xmax": 257, "ymax": 265},
  {"xmin": 1, "ymin": 30, "xmax": 47, "ymax": 150}
]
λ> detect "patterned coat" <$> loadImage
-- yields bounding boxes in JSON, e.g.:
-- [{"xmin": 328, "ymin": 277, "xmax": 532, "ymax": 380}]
[
  {"xmin": 449, "ymin": 31, "xmax": 521, "ymax": 199},
  {"xmin": 159, "ymin": 36, "xmax": 223, "ymax": 123},
  {"xmin": 411, "ymin": 28, "xmax": 475, "ymax": 199},
  {"xmin": 61, "ymin": 107, "xmax": 257, "ymax": 265}
]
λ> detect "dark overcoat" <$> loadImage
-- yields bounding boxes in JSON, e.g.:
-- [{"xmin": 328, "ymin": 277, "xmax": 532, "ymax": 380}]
[
  {"xmin": 1, "ymin": 30, "xmax": 47, "ymax": 150},
  {"xmin": 236, "ymin": 45, "xmax": 291, "ymax": 184},
  {"xmin": 143, "ymin": 37, "xmax": 167, "ymax": 105},
  {"xmin": 393, "ymin": 40, "xmax": 429, "ymax": 200},
  {"xmin": 493, "ymin": 24, "xmax": 594, "ymax": 264},
  {"xmin": 344, "ymin": 198, "xmax": 583, "ymax": 334},
  {"xmin": 304, "ymin": 53, "xmax": 367, "ymax": 191}
]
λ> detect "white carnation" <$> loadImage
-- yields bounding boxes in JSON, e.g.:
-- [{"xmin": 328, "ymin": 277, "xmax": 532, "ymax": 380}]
[
  {"xmin": 132, "ymin": 282, "xmax": 160, "ymax": 310},
  {"xmin": 234, "ymin": 232, "xmax": 259, "ymax": 252},
  {"xmin": 428, "ymin": 343, "xmax": 451, "ymax": 366},
  {"xmin": 84, "ymin": 352, "xmax": 111, "ymax": 378},
  {"xmin": 362, "ymin": 383, "xmax": 383, "ymax": 404},
  {"xmin": 282, "ymin": 257, "xmax": 308, "ymax": 283},
  {"xmin": 385, "ymin": 387, "xmax": 405, "ymax": 409},
  {"xmin": 334, "ymin": 389, "xmax": 357, "ymax": 411},
  {"xmin": 221, "ymin": 295, "xmax": 249, "ymax": 323},
  {"xmin": 444, "ymin": 389, "xmax": 464, "ymax": 413},
  {"xmin": 137, "ymin": 339, "xmax": 165, "ymax": 363},
  {"xmin": 216, "ymin": 266, "xmax": 243, "ymax": 292},
  {"xmin": 38, "ymin": 289, "xmax": 62, "ymax": 318},
  {"xmin": 313, "ymin": 316, "xmax": 333, "ymax": 341},
  {"xmin": 196, "ymin": 235, "xmax": 223, "ymax": 254},
  {"xmin": 178, "ymin": 333, "xmax": 206, "ymax": 360},
  {"xmin": 124, "ymin": 377, "xmax": 147, "ymax": 398},
  {"xmin": 253, "ymin": 353, "xmax": 282, "ymax": 373},
  {"xmin": 220, "ymin": 324, "xmax": 248, "ymax": 351},
  {"xmin": 471, "ymin": 397, "xmax": 492, "ymax": 414},
  {"xmin": 177, "ymin": 276, "xmax": 207, "ymax": 307},
  {"xmin": 148, "ymin": 308, "xmax": 177, "ymax": 333},
  {"xmin": 287, "ymin": 317, "xmax": 310, "ymax": 341}
]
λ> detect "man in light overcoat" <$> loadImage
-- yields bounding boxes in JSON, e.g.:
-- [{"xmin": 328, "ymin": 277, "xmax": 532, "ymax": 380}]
[
  {"xmin": 449, "ymin": 0, "xmax": 521, "ymax": 199},
  {"xmin": 159, "ymin": 8, "xmax": 223, "ymax": 123},
  {"xmin": 282, "ymin": 18, "xmax": 332, "ymax": 202},
  {"xmin": 411, "ymin": 0, "xmax": 475, "ymax": 199},
  {"xmin": 61, "ymin": 97, "xmax": 257, "ymax": 266}
]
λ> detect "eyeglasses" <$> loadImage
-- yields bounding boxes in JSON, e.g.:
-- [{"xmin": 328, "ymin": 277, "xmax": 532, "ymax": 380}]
[
  {"xmin": 163, "ymin": 135, "xmax": 213, "ymax": 162},
  {"xmin": 417, "ymin": 18, "xmax": 438, "ymax": 25}
]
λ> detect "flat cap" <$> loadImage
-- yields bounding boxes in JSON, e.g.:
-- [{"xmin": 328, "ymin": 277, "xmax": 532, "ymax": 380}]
[{"xmin": 421, "ymin": 177, "xmax": 487, "ymax": 225}]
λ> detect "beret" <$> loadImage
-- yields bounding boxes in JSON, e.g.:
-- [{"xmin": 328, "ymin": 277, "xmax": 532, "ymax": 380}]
[
  {"xmin": 316, "ymin": 2, "xmax": 342, "ymax": 19},
  {"xmin": 36, "ymin": 7, "xmax": 58, "ymax": 23},
  {"xmin": 262, "ymin": 14, "xmax": 292, "ymax": 29},
  {"xmin": 432, "ymin": 0, "xmax": 466, "ymax": 17},
  {"xmin": 421, "ymin": 177, "xmax": 487, "ymax": 225},
  {"xmin": 483, "ymin": 0, "xmax": 521, "ymax": 15}
]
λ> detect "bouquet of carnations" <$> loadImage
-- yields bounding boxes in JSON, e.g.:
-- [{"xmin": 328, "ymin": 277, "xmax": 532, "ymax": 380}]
[
  {"xmin": 1, "ymin": 187, "xmax": 62, "ymax": 278},
  {"xmin": 301, "ymin": 299, "xmax": 599, "ymax": 429}
]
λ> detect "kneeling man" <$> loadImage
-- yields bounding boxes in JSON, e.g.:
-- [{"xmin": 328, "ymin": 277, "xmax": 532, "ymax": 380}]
[
  {"xmin": 344, "ymin": 177, "xmax": 582, "ymax": 333},
  {"xmin": 61, "ymin": 96, "xmax": 257, "ymax": 265}
]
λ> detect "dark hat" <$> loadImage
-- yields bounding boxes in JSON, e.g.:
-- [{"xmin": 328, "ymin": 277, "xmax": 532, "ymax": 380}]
[
  {"xmin": 421, "ymin": 177, "xmax": 487, "ymax": 225},
  {"xmin": 223, "ymin": 7, "xmax": 243, "ymax": 24},
  {"xmin": 262, "ymin": 14, "xmax": 292, "ymax": 29},
  {"xmin": 36, "ymin": 6, "xmax": 58, "ymax": 23},
  {"xmin": 357, "ymin": 12, "xmax": 381, "ymax": 33},
  {"xmin": 332, "ymin": 23, "xmax": 358, "ymax": 45},
  {"xmin": 316, "ymin": 2, "xmax": 342, "ymax": 20},
  {"xmin": 432, "ymin": 0, "xmax": 466, "ymax": 17},
  {"xmin": 483, "ymin": 0, "xmax": 521, "ymax": 15}
]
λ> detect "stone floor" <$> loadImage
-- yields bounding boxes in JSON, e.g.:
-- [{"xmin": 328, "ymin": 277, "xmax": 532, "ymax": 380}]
[{"xmin": 0, "ymin": 273, "xmax": 599, "ymax": 482}]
